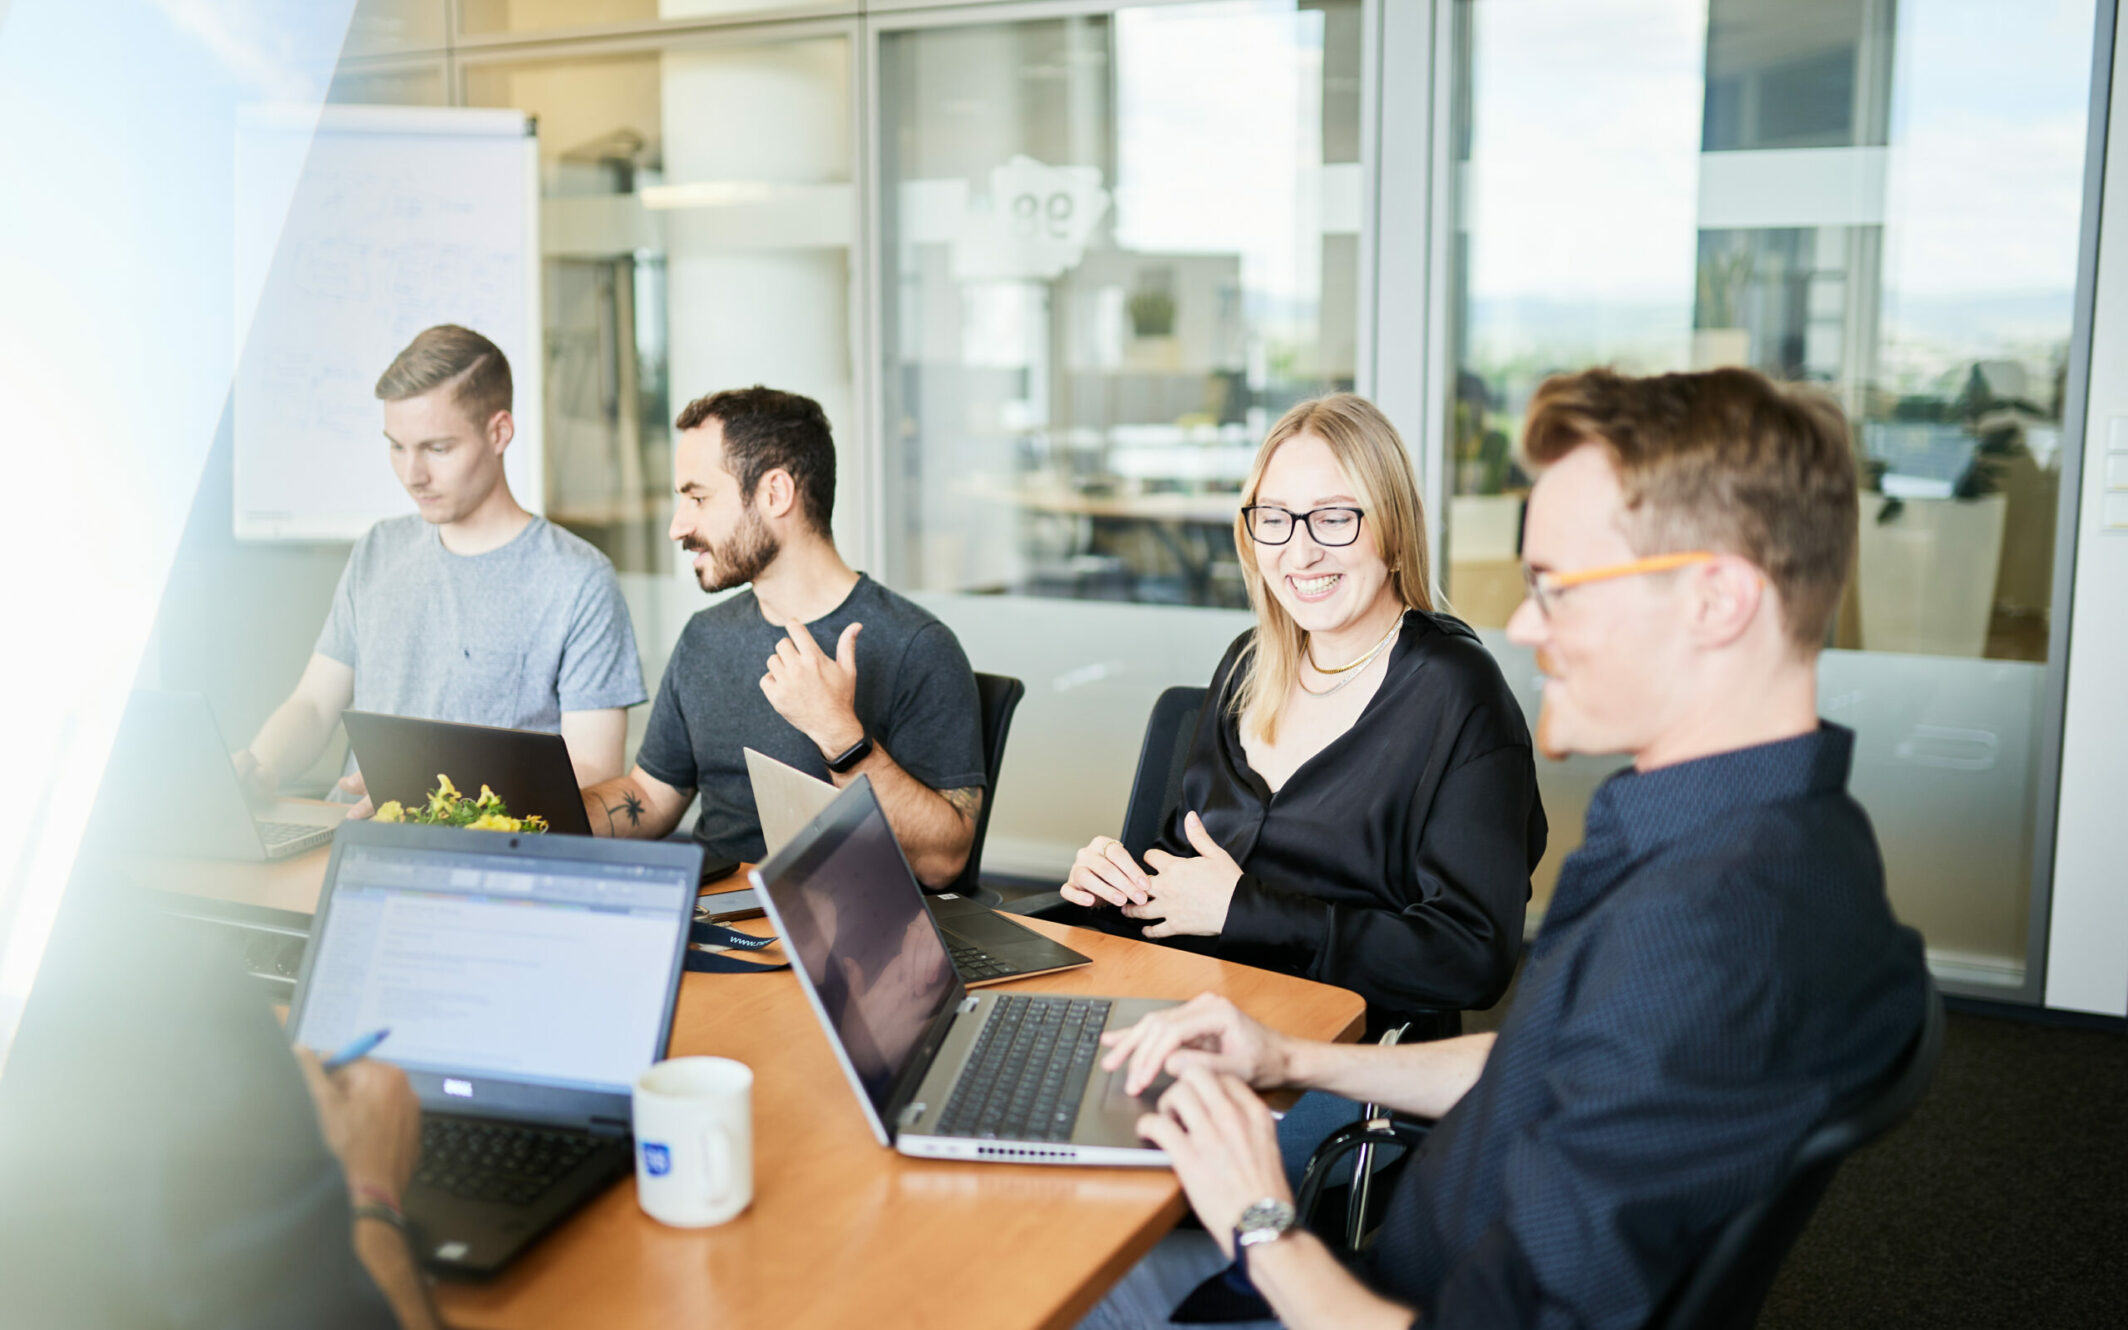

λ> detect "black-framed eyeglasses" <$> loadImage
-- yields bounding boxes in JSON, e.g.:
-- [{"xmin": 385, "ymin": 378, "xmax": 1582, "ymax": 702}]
[{"xmin": 1242, "ymin": 505, "xmax": 1366, "ymax": 547}]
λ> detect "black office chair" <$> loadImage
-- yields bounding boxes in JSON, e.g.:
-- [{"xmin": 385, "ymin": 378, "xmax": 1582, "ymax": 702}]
[
  {"xmin": 1645, "ymin": 981, "xmax": 1944, "ymax": 1330},
  {"xmin": 1285, "ymin": 981, "xmax": 1947, "ymax": 1330},
  {"xmin": 938, "ymin": 672, "xmax": 1025, "ymax": 907},
  {"xmin": 1002, "ymin": 685, "xmax": 1206, "ymax": 919},
  {"xmin": 1117, "ymin": 684, "xmax": 1209, "ymax": 862}
]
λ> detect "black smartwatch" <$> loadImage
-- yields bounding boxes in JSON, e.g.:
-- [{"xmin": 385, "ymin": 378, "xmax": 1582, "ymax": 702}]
[{"xmin": 825, "ymin": 732, "xmax": 874, "ymax": 773}]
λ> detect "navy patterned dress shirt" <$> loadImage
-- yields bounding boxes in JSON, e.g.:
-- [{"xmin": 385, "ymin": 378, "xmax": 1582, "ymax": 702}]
[{"xmin": 1362, "ymin": 723, "xmax": 1929, "ymax": 1329}]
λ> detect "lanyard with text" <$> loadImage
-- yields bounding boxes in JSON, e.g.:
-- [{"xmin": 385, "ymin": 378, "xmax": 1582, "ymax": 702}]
[{"xmin": 684, "ymin": 920, "xmax": 790, "ymax": 974}]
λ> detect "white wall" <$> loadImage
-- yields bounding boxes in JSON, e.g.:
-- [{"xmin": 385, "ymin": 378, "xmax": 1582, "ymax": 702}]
[{"xmin": 2045, "ymin": 11, "xmax": 2128, "ymax": 1018}]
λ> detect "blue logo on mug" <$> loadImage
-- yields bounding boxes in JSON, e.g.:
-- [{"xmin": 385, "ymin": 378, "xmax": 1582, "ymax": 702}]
[{"xmin": 642, "ymin": 1142, "xmax": 672, "ymax": 1176}]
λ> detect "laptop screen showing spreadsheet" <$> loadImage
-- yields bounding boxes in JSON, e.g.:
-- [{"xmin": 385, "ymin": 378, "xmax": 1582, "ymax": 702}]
[{"xmin": 292, "ymin": 840, "xmax": 694, "ymax": 1098}]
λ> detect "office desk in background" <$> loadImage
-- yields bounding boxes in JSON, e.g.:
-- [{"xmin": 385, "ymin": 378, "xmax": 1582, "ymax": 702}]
[{"xmin": 139, "ymin": 831, "xmax": 1367, "ymax": 1330}]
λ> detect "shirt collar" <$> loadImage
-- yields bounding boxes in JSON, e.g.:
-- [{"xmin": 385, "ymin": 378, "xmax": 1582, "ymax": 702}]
[{"xmin": 1585, "ymin": 723, "xmax": 1856, "ymax": 861}]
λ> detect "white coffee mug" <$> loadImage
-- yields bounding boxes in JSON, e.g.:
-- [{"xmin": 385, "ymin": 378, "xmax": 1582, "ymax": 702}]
[{"xmin": 632, "ymin": 1056, "xmax": 753, "ymax": 1228}]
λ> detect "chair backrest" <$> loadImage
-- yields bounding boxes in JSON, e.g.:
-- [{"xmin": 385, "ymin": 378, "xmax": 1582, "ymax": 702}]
[
  {"xmin": 943, "ymin": 672, "xmax": 1025, "ymax": 898},
  {"xmin": 1647, "ymin": 980, "xmax": 1946, "ymax": 1330},
  {"xmin": 1118, "ymin": 685, "xmax": 1209, "ymax": 861}
]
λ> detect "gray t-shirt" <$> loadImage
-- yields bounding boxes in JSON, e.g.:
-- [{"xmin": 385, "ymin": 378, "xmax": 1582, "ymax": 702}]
[
  {"xmin": 317, "ymin": 514, "xmax": 647, "ymax": 733},
  {"xmin": 634, "ymin": 573, "xmax": 986, "ymax": 863}
]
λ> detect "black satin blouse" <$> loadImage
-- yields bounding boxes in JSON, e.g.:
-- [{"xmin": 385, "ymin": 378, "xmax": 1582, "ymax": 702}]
[{"xmin": 1142, "ymin": 611, "xmax": 1546, "ymax": 1031}]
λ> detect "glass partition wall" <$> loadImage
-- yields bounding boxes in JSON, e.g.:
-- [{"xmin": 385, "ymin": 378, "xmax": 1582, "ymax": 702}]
[
  {"xmin": 1437, "ymin": 0, "xmax": 2102, "ymax": 996},
  {"xmin": 879, "ymin": 1, "xmax": 1362, "ymax": 609},
  {"xmin": 872, "ymin": 0, "xmax": 1365, "ymax": 875}
]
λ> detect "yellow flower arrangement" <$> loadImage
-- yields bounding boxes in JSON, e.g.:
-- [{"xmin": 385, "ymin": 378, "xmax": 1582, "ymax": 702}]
[{"xmin": 372, "ymin": 775, "xmax": 549, "ymax": 833}]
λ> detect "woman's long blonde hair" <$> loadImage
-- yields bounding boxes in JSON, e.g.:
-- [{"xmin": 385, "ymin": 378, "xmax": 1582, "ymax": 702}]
[{"xmin": 1229, "ymin": 394, "xmax": 1435, "ymax": 745}]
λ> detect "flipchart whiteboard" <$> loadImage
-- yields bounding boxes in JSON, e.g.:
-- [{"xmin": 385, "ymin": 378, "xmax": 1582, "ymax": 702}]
[{"xmin": 233, "ymin": 105, "xmax": 541, "ymax": 540}]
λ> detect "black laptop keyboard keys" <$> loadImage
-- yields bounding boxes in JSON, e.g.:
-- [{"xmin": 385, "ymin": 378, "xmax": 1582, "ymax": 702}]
[
  {"xmin": 936, "ymin": 994, "xmax": 1112, "ymax": 1142},
  {"xmin": 415, "ymin": 1118, "xmax": 599, "ymax": 1208},
  {"xmin": 947, "ymin": 939, "xmax": 1014, "ymax": 981}
]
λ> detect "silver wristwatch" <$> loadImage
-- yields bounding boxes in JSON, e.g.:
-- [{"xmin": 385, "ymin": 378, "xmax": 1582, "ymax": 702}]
[{"xmin": 1233, "ymin": 1197, "xmax": 1298, "ymax": 1253}]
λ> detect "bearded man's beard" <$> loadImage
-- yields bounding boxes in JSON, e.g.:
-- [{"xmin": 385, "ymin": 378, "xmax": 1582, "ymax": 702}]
[{"xmin": 686, "ymin": 504, "xmax": 780, "ymax": 592}]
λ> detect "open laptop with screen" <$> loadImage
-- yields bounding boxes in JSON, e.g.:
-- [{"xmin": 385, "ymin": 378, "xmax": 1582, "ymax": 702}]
[
  {"xmin": 753, "ymin": 777, "xmax": 1173, "ymax": 1166},
  {"xmin": 341, "ymin": 711, "xmax": 596, "ymax": 836},
  {"xmin": 744, "ymin": 746, "xmax": 1090, "ymax": 984},
  {"xmin": 288, "ymin": 820, "xmax": 702, "ymax": 1275},
  {"xmin": 93, "ymin": 690, "xmax": 342, "ymax": 860}
]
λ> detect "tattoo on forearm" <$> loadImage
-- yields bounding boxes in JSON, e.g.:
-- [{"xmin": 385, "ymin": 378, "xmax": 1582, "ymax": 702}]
[
  {"xmin": 941, "ymin": 786, "xmax": 983, "ymax": 824},
  {"xmin": 606, "ymin": 789, "xmax": 646, "ymax": 829}
]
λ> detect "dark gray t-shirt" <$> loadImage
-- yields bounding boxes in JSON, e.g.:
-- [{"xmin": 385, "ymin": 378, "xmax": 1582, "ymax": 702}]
[
  {"xmin": 634, "ymin": 574, "xmax": 986, "ymax": 863},
  {"xmin": 316, "ymin": 514, "xmax": 647, "ymax": 733}
]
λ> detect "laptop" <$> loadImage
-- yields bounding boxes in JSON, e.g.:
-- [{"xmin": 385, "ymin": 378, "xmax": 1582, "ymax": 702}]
[
  {"xmin": 753, "ymin": 777, "xmax": 1175, "ymax": 1166},
  {"xmin": 744, "ymin": 747, "xmax": 1090, "ymax": 984},
  {"xmin": 342, "ymin": 711, "xmax": 596, "ymax": 836},
  {"xmin": 92, "ymin": 690, "xmax": 341, "ymax": 860},
  {"xmin": 287, "ymin": 820, "xmax": 702, "ymax": 1275}
]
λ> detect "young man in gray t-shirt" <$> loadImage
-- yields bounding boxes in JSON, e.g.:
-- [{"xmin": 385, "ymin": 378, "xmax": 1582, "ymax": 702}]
[
  {"xmin": 238, "ymin": 325, "xmax": 645, "ymax": 813},
  {"xmin": 579, "ymin": 387, "xmax": 985, "ymax": 888}
]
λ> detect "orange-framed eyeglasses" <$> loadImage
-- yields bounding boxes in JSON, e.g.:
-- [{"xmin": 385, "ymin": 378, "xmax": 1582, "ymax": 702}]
[{"xmin": 1520, "ymin": 551, "xmax": 1719, "ymax": 618}]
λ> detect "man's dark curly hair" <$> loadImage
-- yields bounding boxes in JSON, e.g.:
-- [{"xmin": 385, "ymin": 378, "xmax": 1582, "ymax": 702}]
[{"xmin": 674, "ymin": 386, "xmax": 836, "ymax": 537}]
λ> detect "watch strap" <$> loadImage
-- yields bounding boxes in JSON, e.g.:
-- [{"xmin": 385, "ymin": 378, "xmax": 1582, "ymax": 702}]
[{"xmin": 825, "ymin": 732, "xmax": 873, "ymax": 773}]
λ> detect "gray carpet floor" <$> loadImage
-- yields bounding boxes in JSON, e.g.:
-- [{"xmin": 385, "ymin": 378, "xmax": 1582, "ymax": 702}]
[{"xmin": 1758, "ymin": 1008, "xmax": 2128, "ymax": 1329}]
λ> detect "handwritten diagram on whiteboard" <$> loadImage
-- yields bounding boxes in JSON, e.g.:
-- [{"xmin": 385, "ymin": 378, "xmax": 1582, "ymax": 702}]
[{"xmin": 233, "ymin": 105, "xmax": 541, "ymax": 541}]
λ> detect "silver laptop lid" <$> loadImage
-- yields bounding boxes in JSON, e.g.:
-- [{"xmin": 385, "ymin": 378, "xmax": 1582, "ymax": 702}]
[
  {"xmin": 753, "ymin": 776, "xmax": 966, "ymax": 1147},
  {"xmin": 744, "ymin": 746, "xmax": 840, "ymax": 858},
  {"xmin": 288, "ymin": 821, "xmax": 701, "ymax": 1125}
]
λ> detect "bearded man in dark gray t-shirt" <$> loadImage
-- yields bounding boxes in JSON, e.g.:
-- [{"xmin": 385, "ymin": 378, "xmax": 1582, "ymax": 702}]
[{"xmin": 579, "ymin": 387, "xmax": 986, "ymax": 887}]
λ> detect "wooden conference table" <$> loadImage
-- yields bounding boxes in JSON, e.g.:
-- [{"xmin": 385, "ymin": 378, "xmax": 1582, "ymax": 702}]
[{"xmin": 152, "ymin": 815, "xmax": 1368, "ymax": 1330}]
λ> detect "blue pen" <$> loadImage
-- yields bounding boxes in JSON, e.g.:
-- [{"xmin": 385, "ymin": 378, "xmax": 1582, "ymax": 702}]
[{"xmin": 321, "ymin": 1027, "xmax": 391, "ymax": 1073}]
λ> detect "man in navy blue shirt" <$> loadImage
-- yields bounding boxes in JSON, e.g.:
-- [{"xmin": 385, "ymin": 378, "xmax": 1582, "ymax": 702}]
[{"xmin": 1097, "ymin": 367, "xmax": 1930, "ymax": 1330}]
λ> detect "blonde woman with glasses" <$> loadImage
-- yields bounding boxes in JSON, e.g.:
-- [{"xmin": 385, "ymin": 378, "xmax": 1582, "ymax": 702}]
[{"xmin": 1062, "ymin": 394, "xmax": 1546, "ymax": 1055}]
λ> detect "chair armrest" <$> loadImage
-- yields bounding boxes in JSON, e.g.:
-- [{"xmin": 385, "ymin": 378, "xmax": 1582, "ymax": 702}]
[{"xmin": 1294, "ymin": 1114, "xmax": 1435, "ymax": 1227}]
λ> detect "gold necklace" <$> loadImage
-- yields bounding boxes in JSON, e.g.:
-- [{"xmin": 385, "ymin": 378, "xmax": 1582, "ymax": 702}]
[{"xmin": 1298, "ymin": 612, "xmax": 1405, "ymax": 696}]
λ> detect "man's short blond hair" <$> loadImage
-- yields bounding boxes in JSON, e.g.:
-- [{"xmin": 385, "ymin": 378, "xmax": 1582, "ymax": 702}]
[
  {"xmin": 1521, "ymin": 366, "xmax": 1858, "ymax": 651},
  {"xmin": 374, "ymin": 324, "xmax": 512, "ymax": 428}
]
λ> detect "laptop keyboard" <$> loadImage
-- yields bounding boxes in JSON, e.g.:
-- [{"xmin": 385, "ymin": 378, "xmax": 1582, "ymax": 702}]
[
  {"xmin": 935, "ymin": 995, "xmax": 1113, "ymax": 1142},
  {"xmin": 947, "ymin": 939, "xmax": 1015, "ymax": 981},
  {"xmin": 257, "ymin": 820, "xmax": 330, "ymax": 853},
  {"xmin": 414, "ymin": 1118, "xmax": 601, "ymax": 1208}
]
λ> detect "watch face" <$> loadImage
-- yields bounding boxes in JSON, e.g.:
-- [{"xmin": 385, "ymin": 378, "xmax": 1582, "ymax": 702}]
[{"xmin": 1236, "ymin": 1198, "xmax": 1297, "ymax": 1244}]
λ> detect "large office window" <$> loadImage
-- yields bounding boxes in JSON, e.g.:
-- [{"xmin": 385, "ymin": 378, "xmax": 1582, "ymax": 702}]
[
  {"xmin": 880, "ymin": 0, "xmax": 1362, "ymax": 609},
  {"xmin": 1441, "ymin": 0, "xmax": 2099, "ymax": 994}
]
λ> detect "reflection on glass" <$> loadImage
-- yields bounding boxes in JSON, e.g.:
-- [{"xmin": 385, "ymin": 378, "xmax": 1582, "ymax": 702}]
[
  {"xmin": 466, "ymin": 54, "xmax": 673, "ymax": 574},
  {"xmin": 459, "ymin": 0, "xmax": 660, "ymax": 37},
  {"xmin": 465, "ymin": 40, "xmax": 853, "ymax": 576},
  {"xmin": 458, "ymin": 0, "xmax": 829, "ymax": 38},
  {"xmin": 1448, "ymin": 0, "xmax": 2098, "ymax": 993},
  {"xmin": 882, "ymin": 0, "xmax": 1362, "ymax": 607},
  {"xmin": 1449, "ymin": 0, "xmax": 2090, "ymax": 666},
  {"xmin": 326, "ymin": 63, "xmax": 447, "ymax": 107},
  {"xmin": 344, "ymin": 0, "xmax": 448, "ymax": 57}
]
